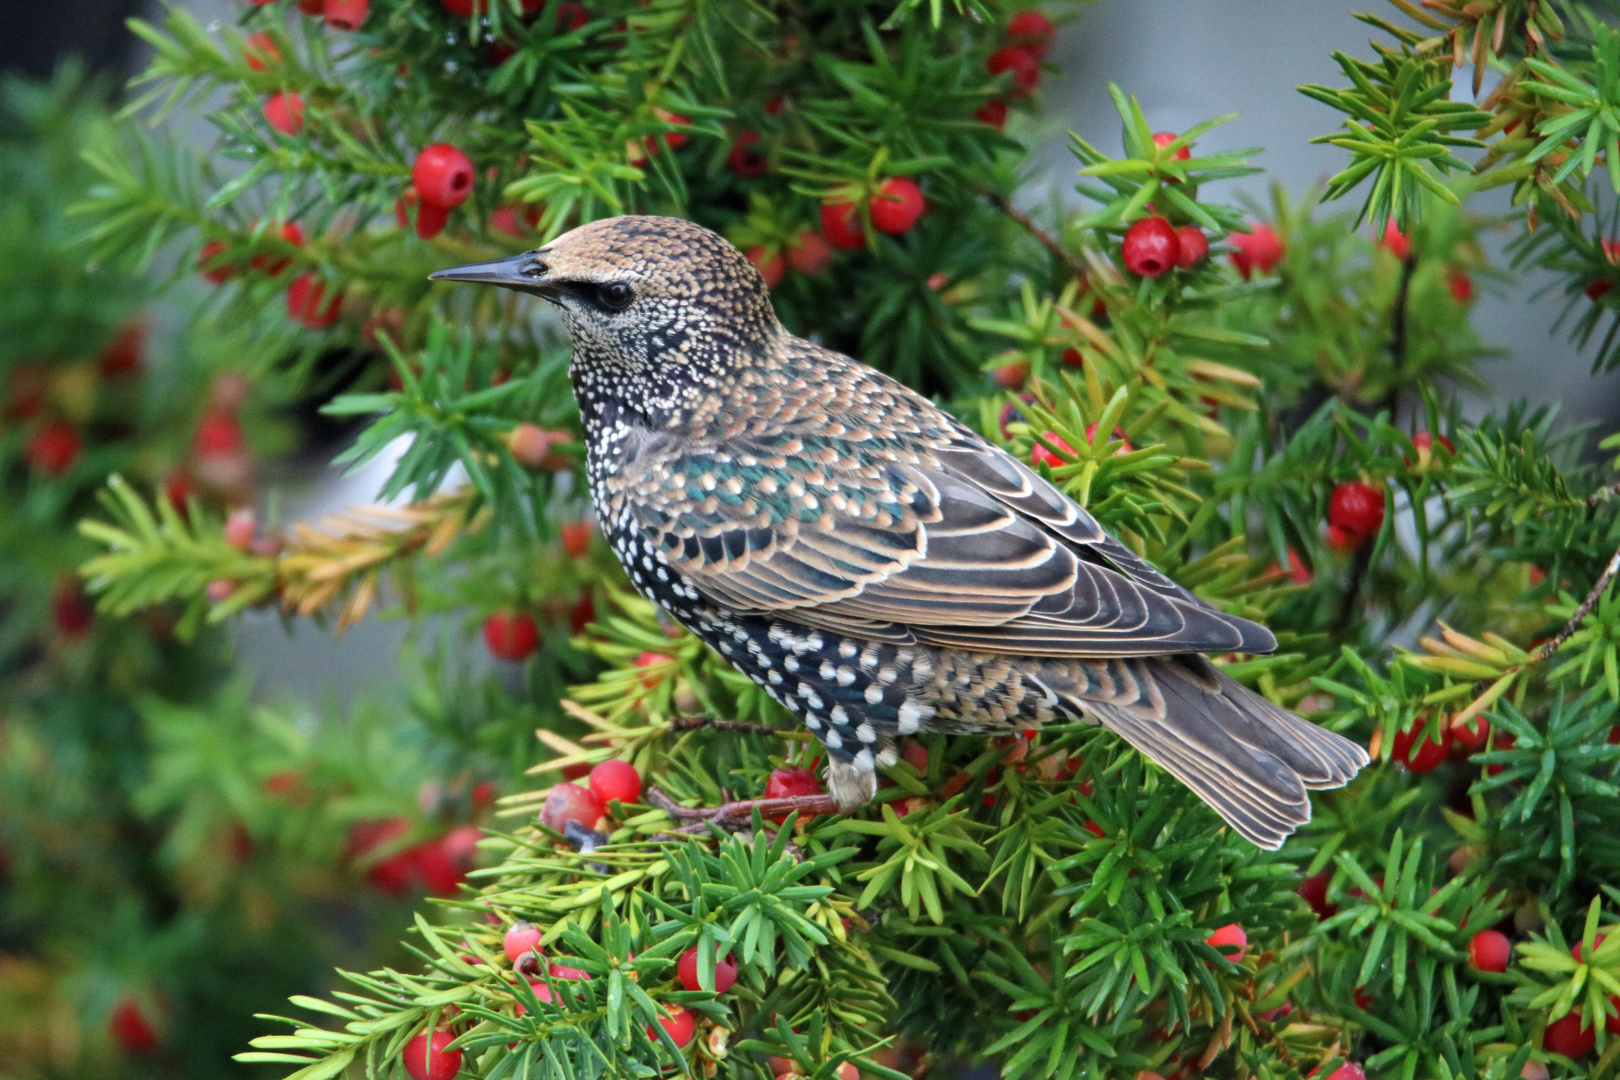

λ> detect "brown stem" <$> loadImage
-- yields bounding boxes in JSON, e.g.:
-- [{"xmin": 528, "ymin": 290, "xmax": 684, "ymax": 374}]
[
  {"xmin": 980, "ymin": 188, "xmax": 1089, "ymax": 281},
  {"xmin": 1534, "ymin": 540, "xmax": 1620, "ymax": 662},
  {"xmin": 666, "ymin": 716, "xmax": 793, "ymax": 737},
  {"xmin": 647, "ymin": 786, "xmax": 839, "ymax": 830}
]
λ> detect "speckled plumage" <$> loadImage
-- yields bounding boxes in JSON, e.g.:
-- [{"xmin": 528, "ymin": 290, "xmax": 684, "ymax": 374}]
[{"xmin": 430, "ymin": 215, "xmax": 1369, "ymax": 849}]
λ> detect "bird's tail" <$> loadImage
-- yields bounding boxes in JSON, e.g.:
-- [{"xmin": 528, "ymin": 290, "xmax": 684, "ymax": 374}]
[{"xmin": 1054, "ymin": 653, "xmax": 1368, "ymax": 849}]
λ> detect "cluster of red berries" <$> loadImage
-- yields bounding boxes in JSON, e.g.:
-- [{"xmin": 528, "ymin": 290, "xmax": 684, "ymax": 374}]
[
  {"xmin": 818, "ymin": 176, "xmax": 927, "ymax": 253},
  {"xmin": 343, "ymin": 817, "xmax": 483, "ymax": 896},
  {"xmin": 248, "ymin": 0, "xmax": 369, "ymax": 28},
  {"xmin": 976, "ymin": 10, "xmax": 1054, "ymax": 128},
  {"xmin": 15, "ymin": 322, "xmax": 147, "ymax": 480},
  {"xmin": 200, "ymin": 220, "xmax": 343, "ymax": 329},
  {"xmin": 538, "ymin": 758, "xmax": 644, "ymax": 833},
  {"xmin": 399, "ymin": 143, "xmax": 476, "ymax": 240}
]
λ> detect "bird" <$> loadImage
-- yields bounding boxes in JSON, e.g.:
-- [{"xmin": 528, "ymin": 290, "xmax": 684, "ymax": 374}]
[{"xmin": 430, "ymin": 214, "xmax": 1368, "ymax": 849}]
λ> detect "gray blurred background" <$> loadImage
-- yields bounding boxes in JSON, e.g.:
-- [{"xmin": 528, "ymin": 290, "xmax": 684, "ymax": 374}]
[{"xmin": 3, "ymin": 0, "xmax": 1611, "ymax": 703}]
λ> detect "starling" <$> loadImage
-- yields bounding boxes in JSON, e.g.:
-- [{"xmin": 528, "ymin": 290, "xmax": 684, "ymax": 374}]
[{"xmin": 431, "ymin": 215, "xmax": 1367, "ymax": 849}]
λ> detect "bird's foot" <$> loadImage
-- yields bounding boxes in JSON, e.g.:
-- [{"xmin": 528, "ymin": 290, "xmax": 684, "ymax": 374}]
[{"xmin": 646, "ymin": 786, "xmax": 840, "ymax": 833}]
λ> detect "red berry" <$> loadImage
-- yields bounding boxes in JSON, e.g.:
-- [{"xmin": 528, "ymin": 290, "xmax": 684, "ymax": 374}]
[
  {"xmin": 242, "ymin": 32, "xmax": 281, "ymax": 71},
  {"xmin": 1452, "ymin": 714, "xmax": 1490, "ymax": 751},
  {"xmin": 297, "ymin": 0, "xmax": 326, "ymax": 12},
  {"xmin": 747, "ymin": 245, "xmax": 784, "ymax": 289},
  {"xmin": 993, "ymin": 362, "xmax": 1029, "ymax": 390},
  {"xmin": 1084, "ymin": 421, "xmax": 1131, "ymax": 454},
  {"xmin": 1448, "ymin": 269, "xmax": 1474, "ymax": 304},
  {"xmin": 560, "ymin": 520, "xmax": 594, "ymax": 558},
  {"xmin": 1408, "ymin": 431, "xmax": 1455, "ymax": 462},
  {"xmin": 28, "ymin": 421, "xmax": 80, "ymax": 476},
  {"xmin": 785, "ymin": 231, "xmax": 832, "ymax": 276},
  {"xmin": 540, "ymin": 782, "xmax": 603, "ymax": 833},
  {"xmin": 1544, "ymin": 1012, "xmax": 1595, "ymax": 1059},
  {"xmin": 1151, "ymin": 131, "xmax": 1190, "ymax": 161},
  {"xmin": 764, "ymin": 767, "xmax": 822, "ymax": 823},
  {"xmin": 1391, "ymin": 719, "xmax": 1450, "ymax": 772},
  {"xmin": 53, "ymin": 579, "xmax": 93, "ymax": 638},
  {"xmin": 727, "ymin": 130, "xmax": 768, "ymax": 178},
  {"xmin": 1320, "ymin": 1064, "xmax": 1366, "ymax": 1080},
  {"xmin": 1297, "ymin": 870, "xmax": 1336, "ymax": 918},
  {"xmin": 1031, "ymin": 431, "xmax": 1074, "ymax": 470},
  {"xmin": 549, "ymin": 959, "xmax": 591, "ymax": 980},
  {"xmin": 998, "ymin": 394, "xmax": 1032, "ymax": 438},
  {"xmin": 439, "ymin": 0, "xmax": 483, "ymax": 15},
  {"xmin": 551, "ymin": 1, "xmax": 588, "ymax": 30},
  {"xmin": 97, "ymin": 320, "xmax": 144, "ymax": 377},
  {"xmin": 648, "ymin": 1004, "xmax": 696, "ymax": 1048},
  {"xmin": 1468, "ymin": 929, "xmax": 1511, "ymax": 972},
  {"xmin": 412, "ymin": 144, "xmax": 476, "ymax": 210},
  {"xmin": 870, "ymin": 178, "xmax": 925, "ymax": 235},
  {"xmin": 415, "ymin": 836, "xmax": 470, "ymax": 896},
  {"xmin": 1229, "ymin": 224, "xmax": 1283, "ymax": 278},
  {"xmin": 1005, "ymin": 10, "xmax": 1055, "ymax": 56},
  {"xmin": 402, "ymin": 1029, "xmax": 463, "ymax": 1080},
  {"xmin": 1588, "ymin": 279, "xmax": 1612, "ymax": 302},
  {"xmin": 658, "ymin": 113, "xmax": 691, "ymax": 152},
  {"xmin": 263, "ymin": 92, "xmax": 304, "ymax": 135},
  {"xmin": 570, "ymin": 592, "xmax": 595, "ymax": 635},
  {"xmin": 1121, "ymin": 216, "xmax": 1177, "ymax": 277},
  {"xmin": 634, "ymin": 650, "xmax": 669, "ymax": 687},
  {"xmin": 250, "ymin": 221, "xmax": 304, "ymax": 274},
  {"xmin": 198, "ymin": 240, "xmax": 233, "ymax": 283},
  {"xmin": 324, "ymin": 0, "xmax": 367, "ymax": 29},
  {"xmin": 1206, "ymin": 922, "xmax": 1247, "ymax": 962},
  {"xmin": 1572, "ymin": 933, "xmax": 1609, "ymax": 963},
  {"xmin": 1061, "ymin": 346, "xmax": 1084, "ymax": 367},
  {"xmin": 1378, "ymin": 219, "xmax": 1411, "ymax": 260},
  {"xmin": 224, "ymin": 508, "xmax": 257, "ymax": 552},
  {"xmin": 1174, "ymin": 226, "xmax": 1209, "ymax": 269},
  {"xmin": 508, "ymin": 424, "xmax": 570, "ymax": 470},
  {"xmin": 109, "ymin": 997, "xmax": 160, "ymax": 1054},
  {"xmin": 902, "ymin": 742, "xmax": 929, "ymax": 772},
  {"xmin": 483, "ymin": 612, "xmax": 539, "ymax": 662},
  {"xmin": 194, "ymin": 411, "xmax": 244, "ymax": 457},
  {"xmin": 986, "ymin": 46, "xmax": 1040, "ymax": 96},
  {"xmin": 287, "ymin": 274, "xmax": 343, "ymax": 328},
  {"xmin": 1325, "ymin": 523, "xmax": 1359, "ymax": 552},
  {"xmin": 676, "ymin": 946, "xmax": 738, "ymax": 992},
  {"xmin": 976, "ymin": 99, "xmax": 1008, "ymax": 129},
  {"xmin": 1328, "ymin": 481, "xmax": 1384, "ymax": 542},
  {"xmin": 820, "ymin": 200, "xmax": 865, "ymax": 250},
  {"xmin": 397, "ymin": 188, "xmax": 450, "ymax": 239},
  {"xmin": 515, "ymin": 980, "xmax": 555, "ymax": 1016},
  {"xmin": 588, "ymin": 759, "xmax": 642, "ymax": 807}
]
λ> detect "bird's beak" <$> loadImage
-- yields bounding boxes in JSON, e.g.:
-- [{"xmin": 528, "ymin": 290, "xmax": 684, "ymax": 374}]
[{"xmin": 428, "ymin": 251, "xmax": 556, "ymax": 296}]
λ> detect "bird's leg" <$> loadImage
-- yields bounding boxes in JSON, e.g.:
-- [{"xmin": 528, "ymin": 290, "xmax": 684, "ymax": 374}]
[{"xmin": 646, "ymin": 786, "xmax": 840, "ymax": 833}]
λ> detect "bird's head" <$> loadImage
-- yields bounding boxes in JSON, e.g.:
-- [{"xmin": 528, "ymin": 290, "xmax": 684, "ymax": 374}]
[{"xmin": 430, "ymin": 216, "xmax": 780, "ymax": 410}]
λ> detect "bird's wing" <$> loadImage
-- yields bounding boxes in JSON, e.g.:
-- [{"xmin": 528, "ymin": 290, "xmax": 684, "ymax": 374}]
[{"xmin": 612, "ymin": 420, "xmax": 1273, "ymax": 658}]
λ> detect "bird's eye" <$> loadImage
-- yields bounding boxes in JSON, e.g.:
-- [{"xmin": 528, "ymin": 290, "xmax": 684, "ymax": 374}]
[{"xmin": 597, "ymin": 282, "xmax": 635, "ymax": 311}]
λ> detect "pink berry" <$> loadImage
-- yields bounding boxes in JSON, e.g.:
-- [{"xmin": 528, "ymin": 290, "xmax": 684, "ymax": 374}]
[
  {"xmin": 539, "ymin": 782, "xmax": 603, "ymax": 832},
  {"xmin": 588, "ymin": 759, "xmax": 642, "ymax": 807},
  {"xmin": 676, "ymin": 946, "xmax": 738, "ymax": 992},
  {"xmin": 1121, "ymin": 216, "xmax": 1177, "ymax": 277},
  {"xmin": 504, "ymin": 921, "xmax": 542, "ymax": 963}
]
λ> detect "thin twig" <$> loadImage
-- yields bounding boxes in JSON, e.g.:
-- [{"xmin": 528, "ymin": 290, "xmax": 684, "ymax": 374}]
[
  {"xmin": 979, "ymin": 187, "xmax": 1089, "ymax": 281},
  {"xmin": 666, "ymin": 716, "xmax": 794, "ymax": 737},
  {"xmin": 1534, "ymin": 540, "xmax": 1620, "ymax": 662},
  {"xmin": 646, "ymin": 786, "xmax": 839, "ymax": 831},
  {"xmin": 1587, "ymin": 479, "xmax": 1620, "ymax": 507}
]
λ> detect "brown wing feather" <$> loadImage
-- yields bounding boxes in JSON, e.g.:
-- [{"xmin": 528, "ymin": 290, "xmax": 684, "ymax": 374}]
[{"xmin": 614, "ymin": 399, "xmax": 1274, "ymax": 658}]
